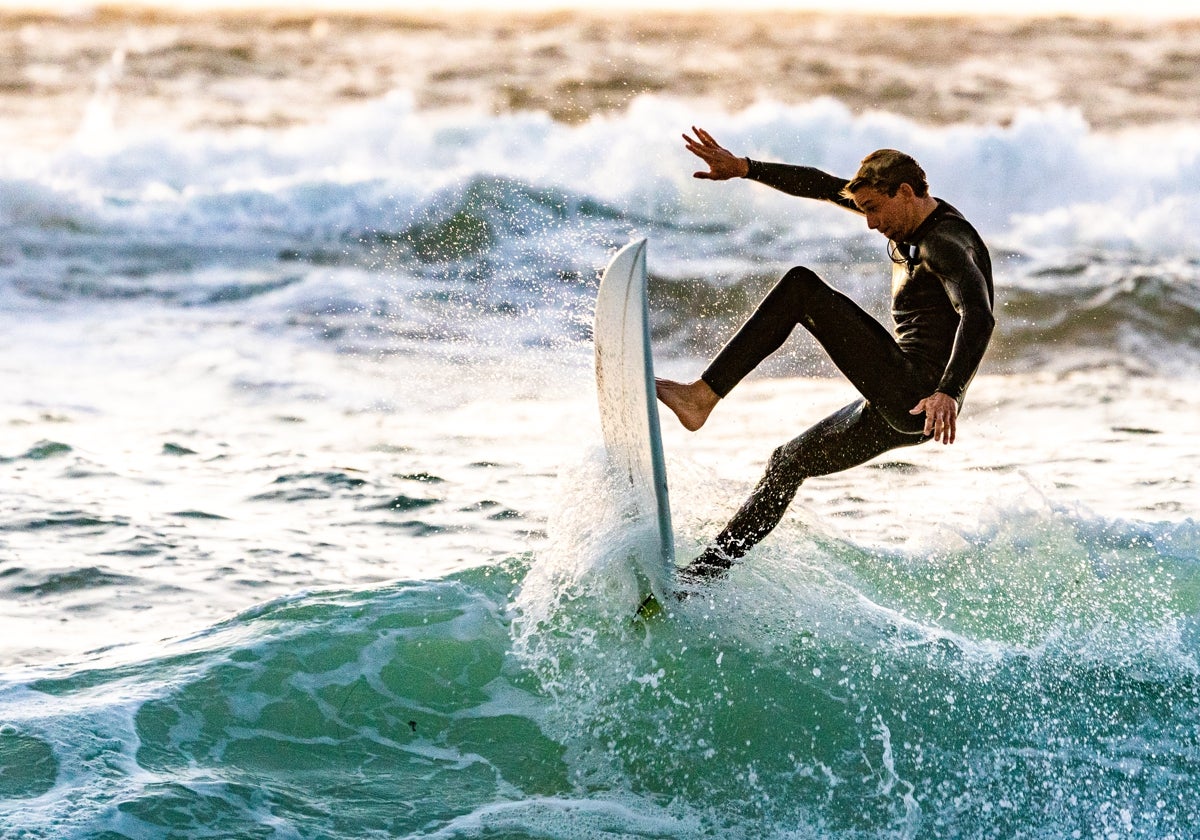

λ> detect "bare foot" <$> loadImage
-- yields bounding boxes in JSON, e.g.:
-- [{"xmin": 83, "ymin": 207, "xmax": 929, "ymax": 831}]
[{"xmin": 655, "ymin": 378, "xmax": 719, "ymax": 431}]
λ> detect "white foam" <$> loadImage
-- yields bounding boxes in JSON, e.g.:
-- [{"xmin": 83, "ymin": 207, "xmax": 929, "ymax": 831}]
[{"xmin": 3, "ymin": 94, "xmax": 1198, "ymax": 267}]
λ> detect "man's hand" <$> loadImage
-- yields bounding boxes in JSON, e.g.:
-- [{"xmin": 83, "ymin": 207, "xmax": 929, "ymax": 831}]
[
  {"xmin": 683, "ymin": 126, "xmax": 749, "ymax": 180},
  {"xmin": 911, "ymin": 392, "xmax": 958, "ymax": 445}
]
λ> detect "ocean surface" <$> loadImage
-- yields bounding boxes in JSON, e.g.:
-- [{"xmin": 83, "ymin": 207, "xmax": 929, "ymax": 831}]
[{"xmin": 2, "ymin": 8, "xmax": 1200, "ymax": 839}]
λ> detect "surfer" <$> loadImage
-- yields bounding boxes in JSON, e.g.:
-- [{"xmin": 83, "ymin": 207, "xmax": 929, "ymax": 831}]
[{"xmin": 658, "ymin": 127, "xmax": 994, "ymax": 583}]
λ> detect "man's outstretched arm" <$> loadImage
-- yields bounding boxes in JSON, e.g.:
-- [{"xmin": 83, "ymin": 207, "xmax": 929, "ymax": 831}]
[{"xmin": 684, "ymin": 127, "xmax": 857, "ymax": 211}]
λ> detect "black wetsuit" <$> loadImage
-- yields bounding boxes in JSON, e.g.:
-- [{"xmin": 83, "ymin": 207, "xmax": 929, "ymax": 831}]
[{"xmin": 688, "ymin": 159, "xmax": 995, "ymax": 578}]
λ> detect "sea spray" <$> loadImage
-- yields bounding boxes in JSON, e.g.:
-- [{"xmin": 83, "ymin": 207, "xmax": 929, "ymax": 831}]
[
  {"xmin": 1, "ymin": 475, "xmax": 1197, "ymax": 837},
  {"xmin": 508, "ymin": 447, "xmax": 1200, "ymax": 837}
]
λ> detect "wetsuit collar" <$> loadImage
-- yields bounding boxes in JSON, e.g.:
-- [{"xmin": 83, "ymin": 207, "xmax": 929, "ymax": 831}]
[{"xmin": 901, "ymin": 199, "xmax": 952, "ymax": 249}]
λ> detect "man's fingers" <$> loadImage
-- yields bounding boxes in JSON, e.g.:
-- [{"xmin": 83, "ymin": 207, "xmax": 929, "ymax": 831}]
[
  {"xmin": 932, "ymin": 415, "xmax": 956, "ymax": 445},
  {"xmin": 923, "ymin": 411, "xmax": 952, "ymax": 444},
  {"xmin": 912, "ymin": 394, "xmax": 957, "ymax": 444},
  {"xmin": 684, "ymin": 135, "xmax": 719, "ymax": 162},
  {"xmin": 913, "ymin": 400, "xmax": 932, "ymax": 432}
]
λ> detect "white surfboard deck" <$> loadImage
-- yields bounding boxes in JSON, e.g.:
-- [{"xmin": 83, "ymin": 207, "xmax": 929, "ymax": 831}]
[{"xmin": 594, "ymin": 239, "xmax": 674, "ymax": 601}]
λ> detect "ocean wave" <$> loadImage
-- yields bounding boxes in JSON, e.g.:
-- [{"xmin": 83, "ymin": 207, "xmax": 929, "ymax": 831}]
[
  {"xmin": 2, "ymin": 95, "xmax": 1199, "ymax": 371},
  {"xmin": 2, "ymin": 495, "xmax": 1198, "ymax": 838},
  {"xmin": 994, "ymin": 267, "xmax": 1200, "ymax": 374},
  {"xmin": 5, "ymin": 95, "xmax": 1199, "ymax": 262}
]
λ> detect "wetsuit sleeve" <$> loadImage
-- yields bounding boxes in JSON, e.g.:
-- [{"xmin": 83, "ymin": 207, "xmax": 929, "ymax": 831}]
[
  {"xmin": 744, "ymin": 159, "xmax": 860, "ymax": 213},
  {"xmin": 922, "ymin": 231, "xmax": 995, "ymax": 401}
]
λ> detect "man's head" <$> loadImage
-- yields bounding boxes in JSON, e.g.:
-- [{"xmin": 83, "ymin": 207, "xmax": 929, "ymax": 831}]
[
  {"xmin": 842, "ymin": 149, "xmax": 936, "ymax": 243},
  {"xmin": 841, "ymin": 149, "xmax": 929, "ymax": 200}
]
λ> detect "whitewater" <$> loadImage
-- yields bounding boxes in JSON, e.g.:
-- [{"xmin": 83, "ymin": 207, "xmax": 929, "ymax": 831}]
[{"xmin": 2, "ymin": 9, "xmax": 1199, "ymax": 839}]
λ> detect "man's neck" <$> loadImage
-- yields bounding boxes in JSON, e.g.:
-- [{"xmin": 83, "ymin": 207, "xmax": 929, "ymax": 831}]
[{"xmin": 905, "ymin": 195, "xmax": 941, "ymax": 241}]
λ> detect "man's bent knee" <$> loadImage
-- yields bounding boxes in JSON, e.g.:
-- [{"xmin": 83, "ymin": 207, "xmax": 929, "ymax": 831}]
[{"xmin": 777, "ymin": 266, "xmax": 825, "ymax": 302}]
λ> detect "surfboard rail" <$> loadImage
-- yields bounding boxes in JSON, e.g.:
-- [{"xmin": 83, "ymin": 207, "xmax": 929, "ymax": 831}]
[{"xmin": 593, "ymin": 238, "xmax": 674, "ymax": 599}]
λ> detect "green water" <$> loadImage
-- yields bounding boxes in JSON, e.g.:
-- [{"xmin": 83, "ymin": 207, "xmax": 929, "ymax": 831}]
[{"xmin": 2, "ymin": 503, "xmax": 1199, "ymax": 839}]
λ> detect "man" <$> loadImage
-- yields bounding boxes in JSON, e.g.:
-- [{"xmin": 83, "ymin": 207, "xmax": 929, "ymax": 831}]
[{"xmin": 658, "ymin": 127, "xmax": 995, "ymax": 583}]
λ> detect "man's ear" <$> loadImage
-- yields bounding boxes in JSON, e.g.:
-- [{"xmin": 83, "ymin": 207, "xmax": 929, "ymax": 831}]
[{"xmin": 894, "ymin": 182, "xmax": 916, "ymax": 201}]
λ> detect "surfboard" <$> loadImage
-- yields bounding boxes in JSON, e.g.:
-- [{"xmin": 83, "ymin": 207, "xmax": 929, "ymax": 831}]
[{"xmin": 594, "ymin": 239, "xmax": 674, "ymax": 608}]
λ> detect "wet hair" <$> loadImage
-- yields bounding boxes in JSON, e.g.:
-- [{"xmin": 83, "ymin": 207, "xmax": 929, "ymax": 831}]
[{"xmin": 841, "ymin": 149, "xmax": 929, "ymax": 199}]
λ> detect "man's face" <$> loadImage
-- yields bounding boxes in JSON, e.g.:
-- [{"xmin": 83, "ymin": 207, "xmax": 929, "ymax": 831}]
[{"xmin": 852, "ymin": 185, "xmax": 917, "ymax": 242}]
